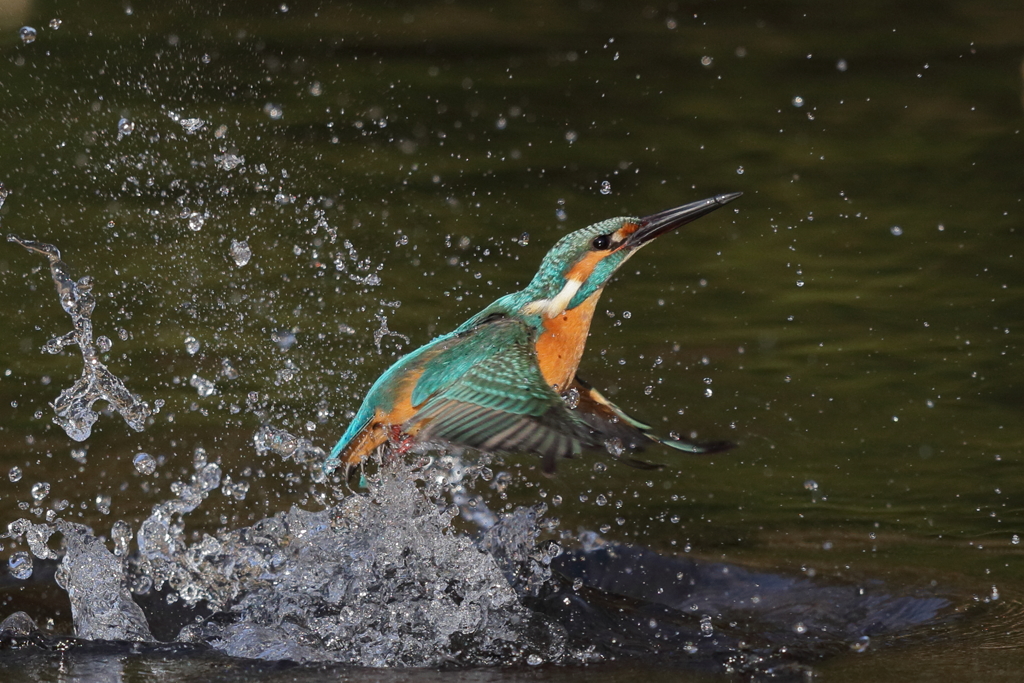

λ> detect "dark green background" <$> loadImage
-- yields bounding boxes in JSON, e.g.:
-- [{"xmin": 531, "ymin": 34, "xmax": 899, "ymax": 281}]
[{"xmin": 1, "ymin": 1, "xmax": 1023, "ymax": 679}]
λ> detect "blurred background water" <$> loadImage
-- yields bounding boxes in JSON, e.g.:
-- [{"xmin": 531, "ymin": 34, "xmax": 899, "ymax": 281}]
[{"xmin": 1, "ymin": 1, "xmax": 1023, "ymax": 680}]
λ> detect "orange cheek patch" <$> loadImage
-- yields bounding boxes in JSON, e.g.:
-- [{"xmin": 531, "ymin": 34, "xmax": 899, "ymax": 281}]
[
  {"xmin": 564, "ymin": 250, "xmax": 605, "ymax": 283},
  {"xmin": 613, "ymin": 222, "xmax": 639, "ymax": 242}
]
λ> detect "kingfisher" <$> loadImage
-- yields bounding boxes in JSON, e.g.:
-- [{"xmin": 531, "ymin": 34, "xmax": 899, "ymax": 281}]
[{"xmin": 325, "ymin": 192, "xmax": 741, "ymax": 478}]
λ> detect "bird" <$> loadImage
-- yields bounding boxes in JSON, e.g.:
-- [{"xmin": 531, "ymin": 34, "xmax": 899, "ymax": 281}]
[{"xmin": 325, "ymin": 192, "xmax": 741, "ymax": 478}]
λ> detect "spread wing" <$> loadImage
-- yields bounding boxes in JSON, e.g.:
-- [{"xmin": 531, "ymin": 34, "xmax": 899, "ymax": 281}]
[
  {"xmin": 568, "ymin": 376, "xmax": 734, "ymax": 469},
  {"xmin": 407, "ymin": 317, "xmax": 594, "ymax": 472}
]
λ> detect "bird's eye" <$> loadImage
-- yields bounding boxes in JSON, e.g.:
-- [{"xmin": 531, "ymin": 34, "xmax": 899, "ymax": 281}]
[{"xmin": 591, "ymin": 234, "xmax": 611, "ymax": 250}]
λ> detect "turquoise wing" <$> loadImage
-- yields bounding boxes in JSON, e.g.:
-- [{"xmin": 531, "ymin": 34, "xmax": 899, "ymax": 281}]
[{"xmin": 407, "ymin": 317, "xmax": 592, "ymax": 471}]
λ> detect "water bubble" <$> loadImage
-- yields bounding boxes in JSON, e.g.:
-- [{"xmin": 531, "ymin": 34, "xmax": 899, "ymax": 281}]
[
  {"xmin": 604, "ymin": 437, "xmax": 625, "ymax": 458},
  {"xmin": 564, "ymin": 130, "xmax": 578, "ymax": 143},
  {"xmin": 796, "ymin": 280, "xmax": 805, "ymax": 287},
  {"xmin": 133, "ymin": 452, "xmax": 157, "ymax": 475},
  {"xmin": 19, "ymin": 27, "xmax": 37, "ymax": 44},
  {"xmin": 850, "ymin": 635, "xmax": 870, "ymax": 652},
  {"xmin": 736, "ymin": 166, "xmax": 744, "ymax": 175},
  {"xmin": 8, "ymin": 551, "xmax": 33, "ymax": 580},
  {"xmin": 804, "ymin": 480, "xmax": 819, "ymax": 492},
  {"xmin": 184, "ymin": 335, "xmax": 200, "ymax": 355},
  {"xmin": 1012, "ymin": 534, "xmax": 1020, "ymax": 545},
  {"xmin": 837, "ymin": 59, "xmax": 848, "ymax": 72},
  {"xmin": 599, "ymin": 180, "xmax": 612, "ymax": 195},
  {"xmin": 495, "ymin": 116, "xmax": 507, "ymax": 130},
  {"xmin": 890, "ymin": 225, "xmax": 903, "ymax": 236},
  {"xmin": 9, "ymin": 466, "xmax": 22, "ymax": 482},
  {"xmin": 517, "ymin": 232, "xmax": 529, "ymax": 246},
  {"xmin": 793, "ymin": 622, "xmax": 808, "ymax": 634},
  {"xmin": 0, "ymin": 184, "xmax": 8, "ymax": 210},
  {"xmin": 526, "ymin": 654, "xmax": 544, "ymax": 666},
  {"xmin": 263, "ymin": 102, "xmax": 284, "ymax": 120},
  {"xmin": 699, "ymin": 614, "xmax": 713, "ymax": 636},
  {"xmin": 229, "ymin": 239, "xmax": 252, "ymax": 266},
  {"xmin": 49, "ymin": 18, "xmax": 62, "ymax": 30},
  {"xmin": 308, "ymin": 81, "xmax": 322, "ymax": 96},
  {"xmin": 703, "ymin": 388, "xmax": 713, "ymax": 397},
  {"xmin": 187, "ymin": 212, "xmax": 205, "ymax": 231},
  {"xmin": 792, "ymin": 96, "xmax": 804, "ymax": 107},
  {"xmin": 117, "ymin": 118, "xmax": 134, "ymax": 140},
  {"xmin": 31, "ymin": 482, "xmax": 50, "ymax": 501},
  {"xmin": 71, "ymin": 448, "xmax": 88, "ymax": 464},
  {"xmin": 96, "ymin": 335, "xmax": 112, "ymax": 353},
  {"xmin": 700, "ymin": 55, "xmax": 713, "ymax": 67}
]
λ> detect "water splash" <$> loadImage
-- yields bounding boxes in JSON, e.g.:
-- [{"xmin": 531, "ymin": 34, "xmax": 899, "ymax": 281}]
[
  {"xmin": 56, "ymin": 520, "xmax": 153, "ymax": 642},
  {"xmin": 7, "ymin": 236, "xmax": 151, "ymax": 440}
]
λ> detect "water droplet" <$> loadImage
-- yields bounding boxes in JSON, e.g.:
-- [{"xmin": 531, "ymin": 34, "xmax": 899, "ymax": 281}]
[
  {"xmin": 796, "ymin": 280, "xmax": 804, "ymax": 287},
  {"xmin": 116, "ymin": 118, "xmax": 134, "ymax": 140},
  {"xmin": 95, "ymin": 494, "xmax": 112, "ymax": 514},
  {"xmin": 308, "ymin": 81, "xmax": 322, "ymax": 96},
  {"xmin": 178, "ymin": 117, "xmax": 206, "ymax": 134},
  {"xmin": 703, "ymin": 388, "xmax": 713, "ymax": 397},
  {"xmin": 736, "ymin": 166, "xmax": 744, "ymax": 175},
  {"xmin": 9, "ymin": 466, "xmax": 22, "ymax": 482},
  {"xmin": 112, "ymin": 520, "xmax": 134, "ymax": 557},
  {"xmin": 804, "ymin": 480, "xmax": 819, "ymax": 491},
  {"xmin": 133, "ymin": 452, "xmax": 157, "ymax": 475},
  {"xmin": 850, "ymin": 635, "xmax": 870, "ymax": 652},
  {"xmin": 564, "ymin": 130, "xmax": 578, "ymax": 143},
  {"xmin": 699, "ymin": 614, "xmax": 713, "ymax": 636},
  {"xmin": 189, "ymin": 374, "xmax": 216, "ymax": 398},
  {"xmin": 8, "ymin": 551, "xmax": 33, "ymax": 579},
  {"xmin": 526, "ymin": 654, "xmax": 544, "ymax": 666},
  {"xmin": 604, "ymin": 437, "xmax": 625, "ymax": 457},
  {"xmin": 599, "ymin": 180, "xmax": 612, "ymax": 195},
  {"xmin": 792, "ymin": 96, "xmax": 804, "ymax": 107},
  {"xmin": 30, "ymin": 482, "xmax": 50, "ymax": 501},
  {"xmin": 19, "ymin": 27, "xmax": 37, "ymax": 44},
  {"xmin": 263, "ymin": 102, "xmax": 284, "ymax": 120},
  {"xmin": 230, "ymin": 239, "xmax": 252, "ymax": 266},
  {"xmin": 837, "ymin": 59, "xmax": 848, "ymax": 72},
  {"xmin": 495, "ymin": 116, "xmax": 507, "ymax": 130},
  {"xmin": 793, "ymin": 622, "xmax": 808, "ymax": 634},
  {"xmin": 184, "ymin": 335, "xmax": 200, "ymax": 356},
  {"xmin": 595, "ymin": 494, "xmax": 608, "ymax": 506},
  {"xmin": 890, "ymin": 225, "xmax": 903, "ymax": 236},
  {"xmin": 517, "ymin": 232, "xmax": 529, "ymax": 246},
  {"xmin": 215, "ymin": 153, "xmax": 244, "ymax": 171},
  {"xmin": 1012, "ymin": 534, "xmax": 1020, "ymax": 545},
  {"xmin": 700, "ymin": 55, "xmax": 713, "ymax": 67},
  {"xmin": 187, "ymin": 212, "xmax": 205, "ymax": 231},
  {"xmin": 96, "ymin": 336, "xmax": 112, "ymax": 353}
]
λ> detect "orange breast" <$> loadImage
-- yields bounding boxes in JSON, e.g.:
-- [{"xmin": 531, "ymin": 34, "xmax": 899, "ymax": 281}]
[{"xmin": 535, "ymin": 289, "xmax": 602, "ymax": 391}]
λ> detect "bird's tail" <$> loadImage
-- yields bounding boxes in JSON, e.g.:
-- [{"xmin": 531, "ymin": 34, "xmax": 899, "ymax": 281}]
[{"xmin": 567, "ymin": 376, "xmax": 734, "ymax": 469}]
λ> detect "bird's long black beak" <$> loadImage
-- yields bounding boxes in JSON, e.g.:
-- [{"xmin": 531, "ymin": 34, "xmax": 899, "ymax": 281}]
[{"xmin": 626, "ymin": 192, "xmax": 742, "ymax": 248}]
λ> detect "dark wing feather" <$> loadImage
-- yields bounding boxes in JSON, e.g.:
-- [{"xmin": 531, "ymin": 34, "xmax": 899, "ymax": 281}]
[{"xmin": 568, "ymin": 376, "xmax": 734, "ymax": 468}]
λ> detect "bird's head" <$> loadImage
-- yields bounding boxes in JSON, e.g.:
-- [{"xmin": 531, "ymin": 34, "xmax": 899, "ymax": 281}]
[{"xmin": 520, "ymin": 192, "xmax": 741, "ymax": 319}]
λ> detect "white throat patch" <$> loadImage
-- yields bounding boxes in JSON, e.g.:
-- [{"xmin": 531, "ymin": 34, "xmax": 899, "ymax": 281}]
[{"xmin": 522, "ymin": 277, "xmax": 583, "ymax": 318}]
